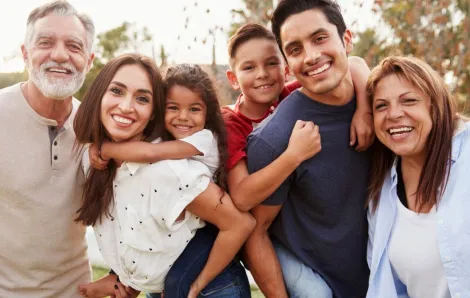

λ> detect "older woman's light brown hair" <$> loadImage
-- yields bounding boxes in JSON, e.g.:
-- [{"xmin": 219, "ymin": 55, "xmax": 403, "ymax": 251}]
[{"xmin": 366, "ymin": 56, "xmax": 459, "ymax": 212}]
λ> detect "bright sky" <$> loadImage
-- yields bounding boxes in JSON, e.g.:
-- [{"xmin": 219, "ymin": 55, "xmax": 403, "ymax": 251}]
[{"xmin": 0, "ymin": 0, "xmax": 376, "ymax": 72}]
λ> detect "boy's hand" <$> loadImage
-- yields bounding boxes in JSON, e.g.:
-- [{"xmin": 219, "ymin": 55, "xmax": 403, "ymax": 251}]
[
  {"xmin": 350, "ymin": 107, "xmax": 374, "ymax": 152},
  {"xmin": 89, "ymin": 143, "xmax": 109, "ymax": 170},
  {"xmin": 286, "ymin": 120, "xmax": 321, "ymax": 164}
]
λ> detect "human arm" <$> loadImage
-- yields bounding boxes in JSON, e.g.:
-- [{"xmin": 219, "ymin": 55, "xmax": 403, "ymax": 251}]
[
  {"xmin": 348, "ymin": 56, "xmax": 374, "ymax": 151},
  {"xmin": 99, "ymin": 140, "xmax": 200, "ymax": 163},
  {"xmin": 243, "ymin": 204, "xmax": 287, "ymax": 298},
  {"xmin": 228, "ymin": 120, "xmax": 321, "ymax": 211},
  {"xmin": 185, "ymin": 182, "xmax": 256, "ymax": 297}
]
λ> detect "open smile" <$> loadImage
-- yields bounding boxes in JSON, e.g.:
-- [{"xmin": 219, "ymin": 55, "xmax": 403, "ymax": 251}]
[
  {"xmin": 112, "ymin": 114, "xmax": 134, "ymax": 125},
  {"xmin": 173, "ymin": 125, "xmax": 193, "ymax": 132},
  {"xmin": 387, "ymin": 126, "xmax": 414, "ymax": 139},
  {"xmin": 305, "ymin": 62, "xmax": 331, "ymax": 77}
]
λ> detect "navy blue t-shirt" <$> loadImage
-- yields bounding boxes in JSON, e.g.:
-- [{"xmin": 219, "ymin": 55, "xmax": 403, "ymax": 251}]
[{"xmin": 247, "ymin": 90, "xmax": 370, "ymax": 298}]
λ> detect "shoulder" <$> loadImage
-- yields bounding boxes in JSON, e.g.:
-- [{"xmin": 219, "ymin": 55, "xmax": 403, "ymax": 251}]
[{"xmin": 0, "ymin": 83, "xmax": 23, "ymax": 103}]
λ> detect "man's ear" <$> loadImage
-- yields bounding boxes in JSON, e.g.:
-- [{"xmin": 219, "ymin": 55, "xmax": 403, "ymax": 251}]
[
  {"xmin": 21, "ymin": 45, "xmax": 28, "ymax": 65},
  {"xmin": 86, "ymin": 53, "xmax": 95, "ymax": 73},
  {"xmin": 226, "ymin": 69, "xmax": 240, "ymax": 90},
  {"xmin": 284, "ymin": 64, "xmax": 290, "ymax": 82},
  {"xmin": 343, "ymin": 29, "xmax": 353, "ymax": 54}
]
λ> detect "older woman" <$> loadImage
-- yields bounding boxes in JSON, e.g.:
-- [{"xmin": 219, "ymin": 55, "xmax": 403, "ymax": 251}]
[{"xmin": 366, "ymin": 56, "xmax": 470, "ymax": 298}]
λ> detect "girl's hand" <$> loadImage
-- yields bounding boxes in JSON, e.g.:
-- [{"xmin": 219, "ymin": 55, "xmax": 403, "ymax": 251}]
[
  {"xmin": 350, "ymin": 107, "xmax": 374, "ymax": 152},
  {"xmin": 89, "ymin": 143, "xmax": 109, "ymax": 170},
  {"xmin": 113, "ymin": 283, "xmax": 140, "ymax": 298},
  {"xmin": 286, "ymin": 120, "xmax": 321, "ymax": 164}
]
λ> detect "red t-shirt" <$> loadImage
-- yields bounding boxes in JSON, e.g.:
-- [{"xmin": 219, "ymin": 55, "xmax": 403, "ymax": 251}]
[{"xmin": 222, "ymin": 80, "xmax": 301, "ymax": 171}]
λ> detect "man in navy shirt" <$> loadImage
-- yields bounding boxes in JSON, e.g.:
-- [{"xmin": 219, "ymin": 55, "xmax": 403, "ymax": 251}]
[{"xmin": 244, "ymin": 1, "xmax": 370, "ymax": 297}]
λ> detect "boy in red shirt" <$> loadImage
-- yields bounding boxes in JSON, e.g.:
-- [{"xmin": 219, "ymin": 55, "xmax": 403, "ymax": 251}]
[{"xmin": 223, "ymin": 22, "xmax": 372, "ymax": 212}]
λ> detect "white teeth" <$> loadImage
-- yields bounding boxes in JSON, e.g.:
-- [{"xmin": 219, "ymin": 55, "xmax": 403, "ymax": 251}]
[
  {"xmin": 256, "ymin": 84, "xmax": 273, "ymax": 90},
  {"xmin": 389, "ymin": 127, "xmax": 413, "ymax": 134},
  {"xmin": 113, "ymin": 115, "xmax": 132, "ymax": 124},
  {"xmin": 48, "ymin": 68, "xmax": 69, "ymax": 73},
  {"xmin": 175, "ymin": 125, "xmax": 191, "ymax": 131},
  {"xmin": 308, "ymin": 63, "xmax": 331, "ymax": 76}
]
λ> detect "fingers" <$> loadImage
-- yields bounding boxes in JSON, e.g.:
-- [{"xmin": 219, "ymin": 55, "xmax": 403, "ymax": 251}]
[
  {"xmin": 350, "ymin": 125, "xmax": 357, "ymax": 147},
  {"xmin": 114, "ymin": 283, "xmax": 128, "ymax": 298},
  {"xmin": 293, "ymin": 120, "xmax": 306, "ymax": 131}
]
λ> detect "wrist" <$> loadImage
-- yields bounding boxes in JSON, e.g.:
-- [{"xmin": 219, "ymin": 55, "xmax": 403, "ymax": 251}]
[
  {"xmin": 99, "ymin": 142, "xmax": 110, "ymax": 161},
  {"xmin": 282, "ymin": 148, "xmax": 303, "ymax": 167}
]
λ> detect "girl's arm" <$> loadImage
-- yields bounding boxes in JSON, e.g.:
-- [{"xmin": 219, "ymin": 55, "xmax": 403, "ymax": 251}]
[
  {"xmin": 348, "ymin": 56, "xmax": 374, "ymax": 151},
  {"xmin": 228, "ymin": 120, "xmax": 321, "ymax": 212},
  {"xmin": 99, "ymin": 140, "xmax": 200, "ymax": 163},
  {"xmin": 185, "ymin": 182, "xmax": 256, "ymax": 297}
]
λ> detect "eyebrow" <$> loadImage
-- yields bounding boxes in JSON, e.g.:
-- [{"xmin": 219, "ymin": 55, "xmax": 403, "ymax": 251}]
[
  {"xmin": 239, "ymin": 55, "xmax": 280, "ymax": 65},
  {"xmin": 110, "ymin": 81, "xmax": 153, "ymax": 95},
  {"xmin": 35, "ymin": 32, "xmax": 85, "ymax": 47},
  {"xmin": 374, "ymin": 91, "xmax": 413, "ymax": 101},
  {"xmin": 283, "ymin": 28, "xmax": 329, "ymax": 51}
]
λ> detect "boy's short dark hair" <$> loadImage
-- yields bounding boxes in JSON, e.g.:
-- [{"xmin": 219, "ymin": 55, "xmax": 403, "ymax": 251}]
[
  {"xmin": 272, "ymin": 0, "xmax": 346, "ymax": 53},
  {"xmin": 228, "ymin": 23, "xmax": 276, "ymax": 67}
]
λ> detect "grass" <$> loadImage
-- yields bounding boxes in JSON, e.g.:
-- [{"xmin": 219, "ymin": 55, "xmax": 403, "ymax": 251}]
[{"xmin": 92, "ymin": 266, "xmax": 265, "ymax": 298}]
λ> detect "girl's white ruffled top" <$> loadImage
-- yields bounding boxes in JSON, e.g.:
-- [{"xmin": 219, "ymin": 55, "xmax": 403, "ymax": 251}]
[{"xmin": 82, "ymin": 129, "xmax": 219, "ymax": 292}]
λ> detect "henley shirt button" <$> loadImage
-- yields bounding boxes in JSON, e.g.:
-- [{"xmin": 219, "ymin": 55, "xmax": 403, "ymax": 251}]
[
  {"xmin": 455, "ymin": 293, "xmax": 461, "ymax": 298},
  {"xmin": 54, "ymin": 141, "xmax": 57, "ymax": 146},
  {"xmin": 53, "ymin": 155, "xmax": 58, "ymax": 160},
  {"xmin": 438, "ymin": 219, "xmax": 444, "ymax": 225},
  {"xmin": 444, "ymin": 256, "xmax": 451, "ymax": 261}
]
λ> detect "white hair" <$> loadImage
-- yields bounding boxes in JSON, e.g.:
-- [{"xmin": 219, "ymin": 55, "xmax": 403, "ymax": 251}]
[{"xmin": 24, "ymin": 0, "xmax": 95, "ymax": 53}]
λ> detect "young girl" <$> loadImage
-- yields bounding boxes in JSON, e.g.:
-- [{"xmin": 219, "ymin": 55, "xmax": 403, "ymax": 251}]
[{"xmin": 74, "ymin": 56, "xmax": 254, "ymax": 298}]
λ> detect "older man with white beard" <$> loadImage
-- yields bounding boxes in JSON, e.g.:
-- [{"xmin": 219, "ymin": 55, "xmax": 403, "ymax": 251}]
[{"xmin": 0, "ymin": 1, "xmax": 95, "ymax": 297}]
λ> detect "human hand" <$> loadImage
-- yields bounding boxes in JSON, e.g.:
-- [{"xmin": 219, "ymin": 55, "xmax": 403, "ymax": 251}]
[
  {"xmin": 350, "ymin": 107, "xmax": 374, "ymax": 152},
  {"xmin": 89, "ymin": 143, "xmax": 109, "ymax": 170},
  {"xmin": 286, "ymin": 120, "xmax": 321, "ymax": 164},
  {"xmin": 187, "ymin": 280, "xmax": 203, "ymax": 298},
  {"xmin": 113, "ymin": 283, "xmax": 140, "ymax": 298}
]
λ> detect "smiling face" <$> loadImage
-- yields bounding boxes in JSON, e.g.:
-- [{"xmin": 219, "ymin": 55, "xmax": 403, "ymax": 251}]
[
  {"xmin": 23, "ymin": 14, "xmax": 93, "ymax": 100},
  {"xmin": 165, "ymin": 85, "xmax": 207, "ymax": 139},
  {"xmin": 280, "ymin": 9, "xmax": 352, "ymax": 99},
  {"xmin": 227, "ymin": 38, "xmax": 287, "ymax": 105},
  {"xmin": 373, "ymin": 74, "xmax": 433, "ymax": 162},
  {"xmin": 100, "ymin": 64, "xmax": 154, "ymax": 143}
]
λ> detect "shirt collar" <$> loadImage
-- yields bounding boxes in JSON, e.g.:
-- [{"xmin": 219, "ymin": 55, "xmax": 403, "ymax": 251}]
[{"xmin": 120, "ymin": 137, "xmax": 162, "ymax": 175}]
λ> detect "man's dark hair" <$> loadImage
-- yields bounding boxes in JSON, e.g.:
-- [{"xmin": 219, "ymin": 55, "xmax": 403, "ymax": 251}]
[
  {"xmin": 227, "ymin": 22, "xmax": 276, "ymax": 67},
  {"xmin": 271, "ymin": 0, "xmax": 346, "ymax": 53}
]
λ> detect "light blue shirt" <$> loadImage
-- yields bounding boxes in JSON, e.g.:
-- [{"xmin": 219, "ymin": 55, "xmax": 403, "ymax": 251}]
[{"xmin": 367, "ymin": 120, "xmax": 470, "ymax": 298}]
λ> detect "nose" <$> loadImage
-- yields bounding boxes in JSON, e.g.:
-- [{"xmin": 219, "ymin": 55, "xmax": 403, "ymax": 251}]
[
  {"xmin": 303, "ymin": 44, "xmax": 321, "ymax": 66},
  {"xmin": 178, "ymin": 109, "xmax": 188, "ymax": 120},
  {"xmin": 387, "ymin": 102, "xmax": 404, "ymax": 120},
  {"xmin": 256, "ymin": 66, "xmax": 268, "ymax": 79},
  {"xmin": 50, "ymin": 43, "xmax": 69, "ymax": 63},
  {"xmin": 118, "ymin": 95, "xmax": 134, "ymax": 113}
]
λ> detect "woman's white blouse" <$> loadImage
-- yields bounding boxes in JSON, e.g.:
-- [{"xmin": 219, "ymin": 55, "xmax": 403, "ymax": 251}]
[{"xmin": 82, "ymin": 129, "xmax": 218, "ymax": 292}]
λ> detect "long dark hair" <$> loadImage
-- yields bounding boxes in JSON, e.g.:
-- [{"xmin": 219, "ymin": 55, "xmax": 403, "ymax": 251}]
[
  {"xmin": 164, "ymin": 64, "xmax": 228, "ymax": 191},
  {"xmin": 367, "ymin": 56, "xmax": 458, "ymax": 213},
  {"xmin": 73, "ymin": 53, "xmax": 165, "ymax": 226}
]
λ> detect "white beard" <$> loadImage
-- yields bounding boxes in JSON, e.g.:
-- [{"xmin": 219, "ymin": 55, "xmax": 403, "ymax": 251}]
[{"xmin": 28, "ymin": 60, "xmax": 86, "ymax": 100}]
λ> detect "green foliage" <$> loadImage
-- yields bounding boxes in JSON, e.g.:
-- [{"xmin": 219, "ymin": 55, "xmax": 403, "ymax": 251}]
[
  {"xmin": 354, "ymin": 0, "xmax": 469, "ymax": 102},
  {"xmin": 228, "ymin": 0, "xmax": 274, "ymax": 37},
  {"xmin": 75, "ymin": 22, "xmax": 153, "ymax": 100},
  {"xmin": 0, "ymin": 70, "xmax": 27, "ymax": 89}
]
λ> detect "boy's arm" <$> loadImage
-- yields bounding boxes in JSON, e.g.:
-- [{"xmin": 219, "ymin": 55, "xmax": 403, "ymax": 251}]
[
  {"xmin": 228, "ymin": 120, "xmax": 321, "ymax": 212},
  {"xmin": 100, "ymin": 140, "xmax": 200, "ymax": 163},
  {"xmin": 348, "ymin": 56, "xmax": 374, "ymax": 151},
  {"xmin": 243, "ymin": 204, "xmax": 287, "ymax": 298}
]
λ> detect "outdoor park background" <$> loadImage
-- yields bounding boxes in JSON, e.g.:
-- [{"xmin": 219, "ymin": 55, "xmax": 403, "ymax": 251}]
[{"xmin": 0, "ymin": 0, "xmax": 468, "ymax": 297}]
